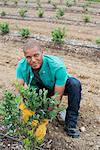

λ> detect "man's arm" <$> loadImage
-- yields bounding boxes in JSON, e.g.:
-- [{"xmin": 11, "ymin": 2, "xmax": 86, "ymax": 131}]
[{"xmin": 54, "ymin": 85, "xmax": 65, "ymax": 101}]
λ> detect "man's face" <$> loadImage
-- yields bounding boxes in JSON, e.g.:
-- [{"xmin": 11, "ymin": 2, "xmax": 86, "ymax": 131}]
[{"xmin": 24, "ymin": 46, "xmax": 43, "ymax": 69}]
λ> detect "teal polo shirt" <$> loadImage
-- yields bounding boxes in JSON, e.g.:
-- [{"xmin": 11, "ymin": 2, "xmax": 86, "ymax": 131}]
[{"xmin": 16, "ymin": 55, "xmax": 70, "ymax": 89}]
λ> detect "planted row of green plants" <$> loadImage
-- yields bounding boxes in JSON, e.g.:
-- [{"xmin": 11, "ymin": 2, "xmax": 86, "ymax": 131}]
[
  {"xmin": 0, "ymin": 22, "xmax": 66, "ymax": 44},
  {"xmin": 0, "ymin": 21, "xmax": 100, "ymax": 44},
  {"xmin": 1, "ymin": 0, "xmax": 77, "ymax": 7},
  {"xmin": 0, "ymin": 8, "xmax": 92, "ymax": 23},
  {"xmin": 0, "ymin": 8, "xmax": 44, "ymax": 18},
  {"xmin": 3, "ymin": 0, "xmax": 100, "ymax": 10}
]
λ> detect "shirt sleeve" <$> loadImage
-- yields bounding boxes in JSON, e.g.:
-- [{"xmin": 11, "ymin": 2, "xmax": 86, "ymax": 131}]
[
  {"xmin": 55, "ymin": 67, "xmax": 68, "ymax": 86},
  {"xmin": 16, "ymin": 64, "xmax": 24, "ymax": 80}
]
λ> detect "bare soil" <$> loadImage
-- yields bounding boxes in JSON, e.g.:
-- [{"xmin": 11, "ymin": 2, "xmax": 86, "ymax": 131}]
[{"xmin": 0, "ymin": 39, "xmax": 100, "ymax": 150}]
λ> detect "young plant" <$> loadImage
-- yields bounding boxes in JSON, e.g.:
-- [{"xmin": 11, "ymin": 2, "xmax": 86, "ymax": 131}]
[
  {"xmin": 51, "ymin": 27, "xmax": 66, "ymax": 44},
  {"xmin": 37, "ymin": 8, "xmax": 44, "ymax": 18},
  {"xmin": 37, "ymin": 0, "xmax": 42, "ymax": 8},
  {"xmin": 14, "ymin": 0, "xmax": 18, "ymax": 6},
  {"xmin": 52, "ymin": 2, "xmax": 57, "ymax": 9},
  {"xmin": 96, "ymin": 37, "xmax": 100, "ymax": 44},
  {"xmin": 66, "ymin": 0, "xmax": 75, "ymax": 7},
  {"xmin": 0, "ymin": 22, "xmax": 9, "ymax": 35},
  {"xmin": 48, "ymin": 0, "xmax": 51, "ymax": 3},
  {"xmin": 25, "ymin": 0, "xmax": 28, "ymax": 4},
  {"xmin": 3, "ymin": 0, "xmax": 7, "ymax": 5},
  {"xmin": 19, "ymin": 8, "xmax": 27, "ymax": 17},
  {"xmin": 83, "ymin": 15, "xmax": 91, "ymax": 23},
  {"xmin": 56, "ymin": 7, "xmax": 65, "ymax": 18},
  {"xmin": 19, "ymin": 27, "xmax": 30, "ymax": 38},
  {"xmin": 0, "ymin": 11, "xmax": 6, "ymax": 16},
  {"xmin": 82, "ymin": 3, "xmax": 89, "ymax": 13}
]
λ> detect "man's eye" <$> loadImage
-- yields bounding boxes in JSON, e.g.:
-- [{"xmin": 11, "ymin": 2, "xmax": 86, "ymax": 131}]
[
  {"xmin": 34, "ymin": 54, "xmax": 39, "ymax": 57},
  {"xmin": 27, "ymin": 56, "xmax": 31, "ymax": 59}
]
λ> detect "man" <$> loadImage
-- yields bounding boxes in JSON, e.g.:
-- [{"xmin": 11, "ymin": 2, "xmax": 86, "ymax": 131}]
[{"xmin": 16, "ymin": 39, "xmax": 82, "ymax": 138}]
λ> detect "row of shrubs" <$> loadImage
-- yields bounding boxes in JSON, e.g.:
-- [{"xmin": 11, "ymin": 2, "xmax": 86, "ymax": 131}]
[
  {"xmin": 0, "ymin": 8, "xmax": 91, "ymax": 23},
  {"xmin": 0, "ymin": 22, "xmax": 66, "ymax": 44},
  {"xmin": 2, "ymin": 0, "xmax": 100, "ymax": 8},
  {"xmin": 1, "ymin": 0, "xmax": 95, "ymax": 19},
  {"xmin": 2, "ymin": 0, "xmax": 77, "ymax": 7},
  {"xmin": 0, "ymin": 22, "xmax": 100, "ymax": 44}
]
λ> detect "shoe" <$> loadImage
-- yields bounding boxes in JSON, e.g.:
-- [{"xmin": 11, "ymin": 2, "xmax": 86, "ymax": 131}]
[
  {"xmin": 58, "ymin": 110, "xmax": 66, "ymax": 121},
  {"xmin": 64, "ymin": 126, "xmax": 80, "ymax": 138}
]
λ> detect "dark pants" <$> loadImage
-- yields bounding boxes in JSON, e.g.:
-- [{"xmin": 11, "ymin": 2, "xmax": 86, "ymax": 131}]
[{"xmin": 63, "ymin": 77, "xmax": 82, "ymax": 128}]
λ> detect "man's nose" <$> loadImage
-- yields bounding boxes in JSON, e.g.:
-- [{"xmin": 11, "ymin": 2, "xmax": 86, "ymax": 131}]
[{"xmin": 31, "ymin": 57, "xmax": 36, "ymax": 62}]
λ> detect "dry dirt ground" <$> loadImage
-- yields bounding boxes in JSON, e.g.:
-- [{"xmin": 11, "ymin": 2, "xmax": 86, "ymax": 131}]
[{"xmin": 0, "ymin": 39, "xmax": 100, "ymax": 150}]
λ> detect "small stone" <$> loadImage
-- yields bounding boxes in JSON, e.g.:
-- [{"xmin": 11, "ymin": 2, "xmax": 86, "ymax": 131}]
[
  {"xmin": 8, "ymin": 144, "xmax": 10, "ymax": 147},
  {"xmin": 80, "ymin": 126, "xmax": 86, "ymax": 132},
  {"xmin": 55, "ymin": 126, "xmax": 58, "ymax": 130}
]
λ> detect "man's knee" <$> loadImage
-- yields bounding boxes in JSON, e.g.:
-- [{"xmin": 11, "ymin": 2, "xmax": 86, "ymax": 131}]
[{"xmin": 68, "ymin": 77, "xmax": 82, "ymax": 91}]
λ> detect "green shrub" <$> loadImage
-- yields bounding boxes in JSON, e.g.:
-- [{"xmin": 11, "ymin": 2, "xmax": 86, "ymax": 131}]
[
  {"xmin": 66, "ymin": 0, "xmax": 75, "ymax": 7},
  {"xmin": 14, "ymin": 0, "xmax": 18, "ymax": 5},
  {"xmin": 37, "ymin": 8, "xmax": 44, "ymax": 18},
  {"xmin": 4, "ymin": 0, "xmax": 7, "ymax": 5},
  {"xmin": 25, "ymin": 0, "xmax": 28, "ymax": 4},
  {"xmin": 87, "ymin": 0, "xmax": 100, "ymax": 2},
  {"xmin": 83, "ymin": 15, "xmax": 91, "ymax": 23},
  {"xmin": 96, "ymin": 38, "xmax": 100, "ymax": 44},
  {"xmin": 51, "ymin": 27, "xmax": 66, "ymax": 44},
  {"xmin": 52, "ymin": 2, "xmax": 57, "ymax": 9},
  {"xmin": 0, "ymin": 22, "xmax": 9, "ymax": 35},
  {"xmin": 0, "ymin": 11, "xmax": 6, "ymax": 16},
  {"xmin": 19, "ymin": 28, "xmax": 30, "ymax": 38},
  {"xmin": 0, "ymin": 84, "xmax": 65, "ymax": 149},
  {"xmin": 48, "ymin": 0, "xmax": 51, "ymax": 3},
  {"xmin": 19, "ymin": 8, "xmax": 27, "ymax": 17},
  {"xmin": 56, "ymin": 7, "xmax": 65, "ymax": 18},
  {"xmin": 82, "ymin": 2, "xmax": 89, "ymax": 13},
  {"xmin": 37, "ymin": 0, "xmax": 42, "ymax": 8}
]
